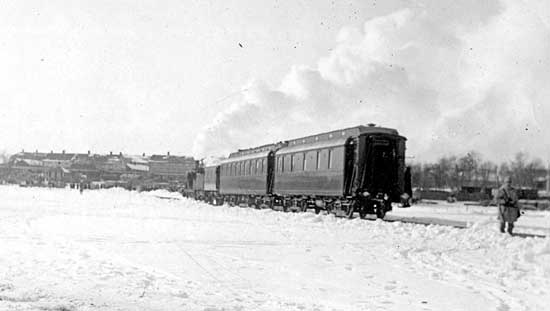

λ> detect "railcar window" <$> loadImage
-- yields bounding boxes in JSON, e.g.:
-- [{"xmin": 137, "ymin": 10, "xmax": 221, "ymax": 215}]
[
  {"xmin": 328, "ymin": 149, "xmax": 333, "ymax": 169},
  {"xmin": 316, "ymin": 151, "xmax": 320, "ymax": 170},
  {"xmin": 284, "ymin": 155, "xmax": 291, "ymax": 172},
  {"xmin": 262, "ymin": 159, "xmax": 266, "ymax": 173},
  {"xmin": 255, "ymin": 159, "xmax": 260, "ymax": 175},
  {"xmin": 293, "ymin": 153, "xmax": 304, "ymax": 171},
  {"xmin": 290, "ymin": 154, "xmax": 294, "ymax": 171},
  {"xmin": 305, "ymin": 151, "xmax": 316, "ymax": 171},
  {"xmin": 238, "ymin": 162, "xmax": 242, "ymax": 176},
  {"xmin": 332, "ymin": 147, "xmax": 344, "ymax": 169},
  {"xmin": 318, "ymin": 149, "xmax": 328, "ymax": 170}
]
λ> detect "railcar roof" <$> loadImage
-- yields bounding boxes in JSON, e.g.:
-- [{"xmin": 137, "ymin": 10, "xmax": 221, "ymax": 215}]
[
  {"xmin": 222, "ymin": 125, "xmax": 402, "ymax": 163},
  {"xmin": 277, "ymin": 137, "xmax": 349, "ymax": 155},
  {"xmin": 226, "ymin": 142, "xmax": 288, "ymax": 161},
  {"xmin": 285, "ymin": 125, "xmax": 400, "ymax": 147},
  {"xmin": 221, "ymin": 149, "xmax": 273, "ymax": 164}
]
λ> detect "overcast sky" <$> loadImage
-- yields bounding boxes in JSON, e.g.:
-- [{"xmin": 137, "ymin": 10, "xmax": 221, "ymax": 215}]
[{"xmin": 1, "ymin": 0, "xmax": 549, "ymax": 163}]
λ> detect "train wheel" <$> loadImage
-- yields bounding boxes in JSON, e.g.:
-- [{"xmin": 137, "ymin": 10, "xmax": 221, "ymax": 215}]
[
  {"xmin": 345, "ymin": 200, "xmax": 355, "ymax": 219},
  {"xmin": 376, "ymin": 208, "xmax": 386, "ymax": 219},
  {"xmin": 346, "ymin": 206, "xmax": 354, "ymax": 219},
  {"xmin": 300, "ymin": 201, "xmax": 307, "ymax": 212},
  {"xmin": 328, "ymin": 206, "xmax": 335, "ymax": 215},
  {"xmin": 314, "ymin": 207, "xmax": 320, "ymax": 214}
]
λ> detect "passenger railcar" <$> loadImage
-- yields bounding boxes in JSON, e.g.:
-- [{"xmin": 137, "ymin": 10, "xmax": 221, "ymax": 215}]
[
  {"xmin": 272, "ymin": 124, "xmax": 406, "ymax": 218},
  {"xmin": 217, "ymin": 143, "xmax": 286, "ymax": 207},
  {"xmin": 185, "ymin": 124, "xmax": 408, "ymax": 219}
]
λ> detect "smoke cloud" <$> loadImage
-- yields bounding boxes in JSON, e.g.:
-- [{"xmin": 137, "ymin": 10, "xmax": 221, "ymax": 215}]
[{"xmin": 193, "ymin": 0, "xmax": 550, "ymax": 163}]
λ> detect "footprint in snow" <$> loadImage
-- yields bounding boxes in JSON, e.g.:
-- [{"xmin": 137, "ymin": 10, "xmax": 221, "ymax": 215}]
[
  {"xmin": 0, "ymin": 283, "xmax": 14, "ymax": 292},
  {"xmin": 172, "ymin": 291, "xmax": 189, "ymax": 299}
]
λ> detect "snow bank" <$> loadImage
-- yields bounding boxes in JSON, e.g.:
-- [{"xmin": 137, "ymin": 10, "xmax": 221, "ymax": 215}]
[{"xmin": 0, "ymin": 186, "xmax": 548, "ymax": 310}]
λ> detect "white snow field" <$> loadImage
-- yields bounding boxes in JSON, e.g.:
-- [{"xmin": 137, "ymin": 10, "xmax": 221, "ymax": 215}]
[{"xmin": 0, "ymin": 186, "xmax": 549, "ymax": 311}]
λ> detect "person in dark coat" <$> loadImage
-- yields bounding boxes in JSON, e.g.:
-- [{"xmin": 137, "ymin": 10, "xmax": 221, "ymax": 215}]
[{"xmin": 495, "ymin": 176, "xmax": 520, "ymax": 234}]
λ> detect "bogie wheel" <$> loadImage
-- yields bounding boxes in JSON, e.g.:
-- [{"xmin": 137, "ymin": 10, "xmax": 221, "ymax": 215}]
[
  {"xmin": 348, "ymin": 200, "xmax": 358, "ymax": 219},
  {"xmin": 346, "ymin": 206, "xmax": 354, "ymax": 219},
  {"xmin": 314, "ymin": 207, "xmax": 321, "ymax": 214},
  {"xmin": 376, "ymin": 208, "xmax": 386, "ymax": 219}
]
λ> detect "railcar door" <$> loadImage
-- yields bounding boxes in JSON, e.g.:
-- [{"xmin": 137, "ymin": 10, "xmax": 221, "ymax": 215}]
[{"xmin": 364, "ymin": 135, "xmax": 399, "ymax": 200}]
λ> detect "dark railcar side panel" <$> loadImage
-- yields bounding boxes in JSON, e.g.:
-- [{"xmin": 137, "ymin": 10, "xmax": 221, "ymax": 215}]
[
  {"xmin": 204, "ymin": 166, "xmax": 219, "ymax": 192},
  {"xmin": 194, "ymin": 173, "xmax": 205, "ymax": 191},
  {"xmin": 274, "ymin": 145, "xmax": 347, "ymax": 196},
  {"xmin": 220, "ymin": 174, "xmax": 269, "ymax": 195},
  {"xmin": 274, "ymin": 170, "xmax": 344, "ymax": 196}
]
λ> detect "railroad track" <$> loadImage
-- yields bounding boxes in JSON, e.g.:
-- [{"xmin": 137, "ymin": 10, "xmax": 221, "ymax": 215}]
[
  {"xmin": 163, "ymin": 195, "xmax": 548, "ymax": 239},
  {"xmin": 384, "ymin": 215, "xmax": 547, "ymax": 239}
]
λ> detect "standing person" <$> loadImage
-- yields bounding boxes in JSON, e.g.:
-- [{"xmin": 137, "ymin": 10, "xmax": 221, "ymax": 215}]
[{"xmin": 496, "ymin": 176, "xmax": 520, "ymax": 234}]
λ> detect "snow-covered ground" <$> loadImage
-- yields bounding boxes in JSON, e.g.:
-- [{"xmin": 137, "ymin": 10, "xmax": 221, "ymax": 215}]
[
  {"xmin": 391, "ymin": 201, "xmax": 550, "ymax": 237},
  {"xmin": 0, "ymin": 186, "xmax": 549, "ymax": 311}
]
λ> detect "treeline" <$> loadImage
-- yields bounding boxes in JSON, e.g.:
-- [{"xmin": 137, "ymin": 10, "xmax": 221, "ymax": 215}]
[{"xmin": 410, "ymin": 152, "xmax": 547, "ymax": 189}]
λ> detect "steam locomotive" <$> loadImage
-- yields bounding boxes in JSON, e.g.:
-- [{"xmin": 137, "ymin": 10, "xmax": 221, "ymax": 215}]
[{"xmin": 185, "ymin": 124, "xmax": 410, "ymax": 219}]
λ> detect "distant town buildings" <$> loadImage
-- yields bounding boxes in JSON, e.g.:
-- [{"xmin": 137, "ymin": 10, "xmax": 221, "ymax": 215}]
[{"xmin": 0, "ymin": 150, "xmax": 198, "ymax": 189}]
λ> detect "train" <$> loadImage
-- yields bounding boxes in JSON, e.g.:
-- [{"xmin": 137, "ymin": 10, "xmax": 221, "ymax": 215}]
[{"xmin": 184, "ymin": 124, "xmax": 411, "ymax": 219}]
